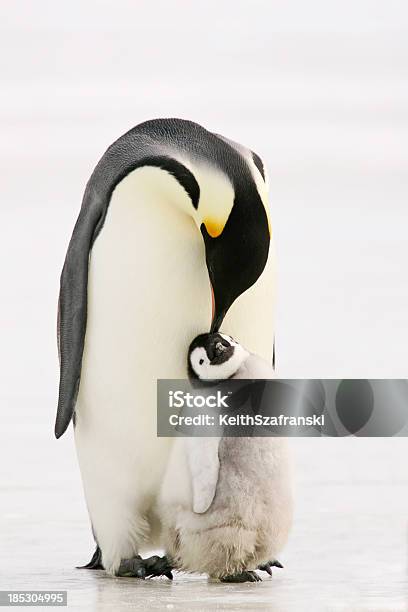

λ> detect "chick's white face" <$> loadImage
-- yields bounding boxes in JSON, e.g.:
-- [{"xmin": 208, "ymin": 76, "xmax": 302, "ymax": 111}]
[{"xmin": 189, "ymin": 333, "xmax": 249, "ymax": 380}]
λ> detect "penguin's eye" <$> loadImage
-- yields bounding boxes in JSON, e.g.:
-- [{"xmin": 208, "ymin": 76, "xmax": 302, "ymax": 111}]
[{"xmin": 199, "ymin": 359, "xmax": 204, "ymax": 365}]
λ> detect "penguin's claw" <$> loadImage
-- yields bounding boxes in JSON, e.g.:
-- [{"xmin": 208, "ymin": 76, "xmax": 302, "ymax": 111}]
[
  {"xmin": 257, "ymin": 559, "xmax": 284, "ymax": 576},
  {"xmin": 143, "ymin": 555, "xmax": 174, "ymax": 580},
  {"xmin": 221, "ymin": 570, "xmax": 261, "ymax": 583},
  {"xmin": 76, "ymin": 545, "xmax": 104, "ymax": 570},
  {"xmin": 258, "ymin": 563, "xmax": 273, "ymax": 576},
  {"xmin": 117, "ymin": 555, "xmax": 173, "ymax": 579},
  {"xmin": 116, "ymin": 556, "xmax": 146, "ymax": 578}
]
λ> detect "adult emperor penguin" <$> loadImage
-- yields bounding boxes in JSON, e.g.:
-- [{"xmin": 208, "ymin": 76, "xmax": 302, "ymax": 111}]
[
  {"xmin": 55, "ymin": 118, "xmax": 275, "ymax": 577},
  {"xmin": 158, "ymin": 333, "xmax": 292, "ymax": 582}
]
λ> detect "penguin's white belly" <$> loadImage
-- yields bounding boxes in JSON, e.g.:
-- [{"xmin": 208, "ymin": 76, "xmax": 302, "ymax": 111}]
[
  {"xmin": 73, "ymin": 166, "xmax": 275, "ymax": 573},
  {"xmin": 75, "ymin": 168, "xmax": 211, "ymax": 572}
]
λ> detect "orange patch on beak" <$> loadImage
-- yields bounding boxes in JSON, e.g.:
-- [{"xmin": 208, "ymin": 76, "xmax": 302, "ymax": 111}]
[
  {"xmin": 210, "ymin": 283, "xmax": 215, "ymax": 320},
  {"xmin": 203, "ymin": 218, "xmax": 224, "ymax": 238}
]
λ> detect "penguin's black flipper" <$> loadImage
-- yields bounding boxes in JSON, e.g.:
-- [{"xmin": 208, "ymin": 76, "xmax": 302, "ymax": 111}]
[
  {"xmin": 221, "ymin": 570, "xmax": 261, "ymax": 583},
  {"xmin": 76, "ymin": 545, "xmax": 104, "ymax": 570},
  {"xmin": 55, "ymin": 200, "xmax": 103, "ymax": 439},
  {"xmin": 257, "ymin": 559, "xmax": 284, "ymax": 575}
]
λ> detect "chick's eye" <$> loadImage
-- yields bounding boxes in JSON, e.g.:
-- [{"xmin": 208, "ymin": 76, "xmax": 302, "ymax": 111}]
[{"xmin": 199, "ymin": 359, "xmax": 204, "ymax": 365}]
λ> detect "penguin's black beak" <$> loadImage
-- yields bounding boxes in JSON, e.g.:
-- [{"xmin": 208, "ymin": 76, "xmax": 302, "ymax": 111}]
[
  {"xmin": 201, "ymin": 189, "xmax": 270, "ymax": 333},
  {"xmin": 210, "ymin": 307, "xmax": 227, "ymax": 334},
  {"xmin": 204, "ymin": 334, "xmax": 233, "ymax": 363}
]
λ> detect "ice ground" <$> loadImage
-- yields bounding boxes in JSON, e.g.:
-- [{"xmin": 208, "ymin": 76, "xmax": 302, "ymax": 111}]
[
  {"xmin": 1, "ymin": 1, "xmax": 408, "ymax": 609},
  {"xmin": 1, "ymin": 425, "xmax": 407, "ymax": 610}
]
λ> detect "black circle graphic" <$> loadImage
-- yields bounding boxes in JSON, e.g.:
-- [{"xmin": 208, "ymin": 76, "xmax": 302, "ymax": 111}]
[{"xmin": 335, "ymin": 380, "xmax": 374, "ymax": 435}]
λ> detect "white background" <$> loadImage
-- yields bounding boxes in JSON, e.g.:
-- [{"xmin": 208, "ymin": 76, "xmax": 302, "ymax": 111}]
[{"xmin": 1, "ymin": 2, "xmax": 407, "ymax": 610}]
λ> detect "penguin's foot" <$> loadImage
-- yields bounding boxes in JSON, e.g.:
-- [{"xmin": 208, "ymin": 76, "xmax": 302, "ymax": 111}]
[
  {"xmin": 257, "ymin": 559, "xmax": 284, "ymax": 576},
  {"xmin": 116, "ymin": 555, "xmax": 173, "ymax": 580},
  {"xmin": 220, "ymin": 570, "xmax": 261, "ymax": 583},
  {"xmin": 77, "ymin": 545, "xmax": 104, "ymax": 570}
]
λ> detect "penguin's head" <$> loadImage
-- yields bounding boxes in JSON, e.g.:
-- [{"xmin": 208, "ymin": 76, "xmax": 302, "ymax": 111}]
[
  {"xmin": 188, "ymin": 332, "xmax": 249, "ymax": 381},
  {"xmin": 200, "ymin": 175, "xmax": 270, "ymax": 333}
]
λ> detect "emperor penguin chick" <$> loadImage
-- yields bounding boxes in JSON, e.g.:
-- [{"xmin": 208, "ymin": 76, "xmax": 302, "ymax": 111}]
[{"xmin": 158, "ymin": 333, "xmax": 293, "ymax": 582}]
